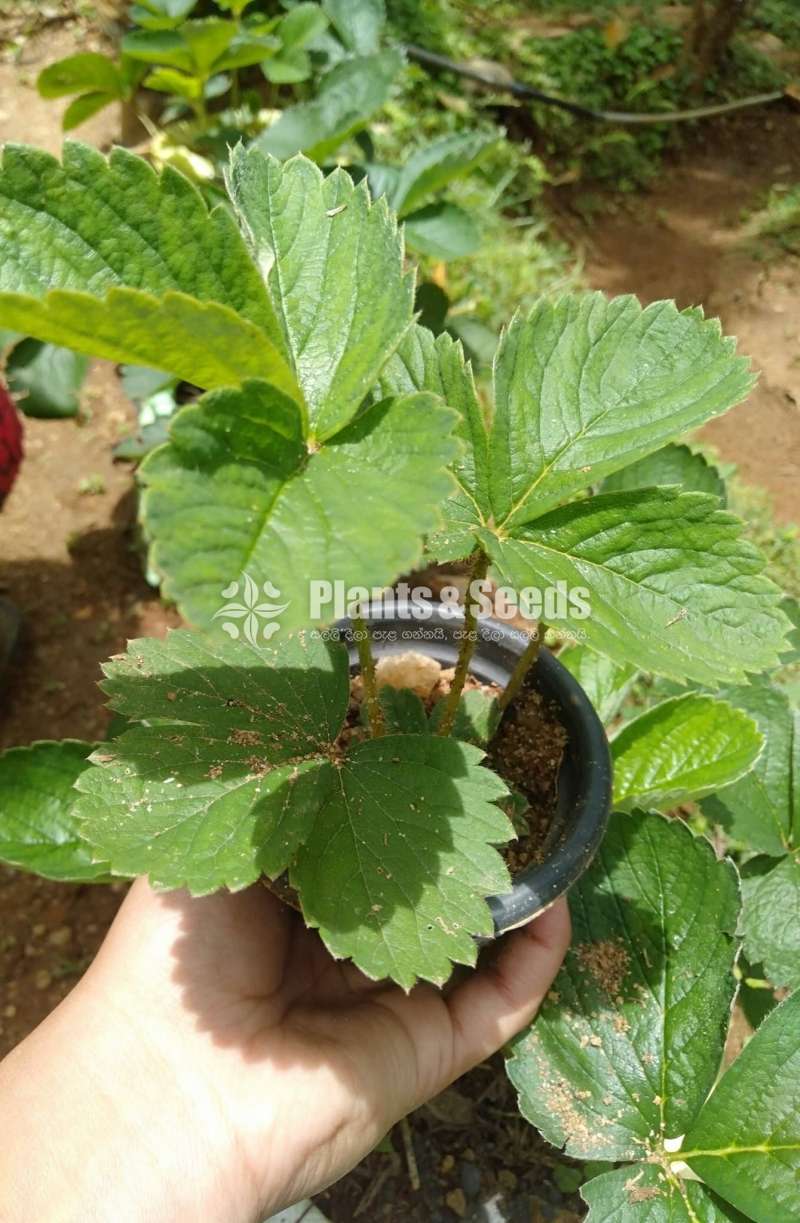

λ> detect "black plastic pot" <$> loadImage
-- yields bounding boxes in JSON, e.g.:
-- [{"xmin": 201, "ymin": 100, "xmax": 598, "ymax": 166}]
[{"xmin": 336, "ymin": 601, "xmax": 612, "ymax": 937}]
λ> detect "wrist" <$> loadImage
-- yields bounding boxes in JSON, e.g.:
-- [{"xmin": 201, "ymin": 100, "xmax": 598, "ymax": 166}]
[{"xmin": 0, "ymin": 971, "xmax": 259, "ymax": 1223}]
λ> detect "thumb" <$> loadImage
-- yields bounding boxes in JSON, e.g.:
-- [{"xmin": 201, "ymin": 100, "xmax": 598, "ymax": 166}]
[{"xmin": 445, "ymin": 897, "xmax": 571, "ymax": 1077}]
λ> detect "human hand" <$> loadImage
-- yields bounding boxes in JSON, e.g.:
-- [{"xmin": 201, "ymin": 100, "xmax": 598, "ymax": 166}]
[{"xmin": 0, "ymin": 877, "xmax": 569, "ymax": 1223}]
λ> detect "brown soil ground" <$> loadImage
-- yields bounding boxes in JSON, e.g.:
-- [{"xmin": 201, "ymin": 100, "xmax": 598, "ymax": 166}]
[
  {"xmin": 557, "ymin": 110, "xmax": 800, "ymax": 525},
  {"xmin": 0, "ymin": 13, "xmax": 798, "ymax": 1223},
  {"xmin": 0, "ymin": 13, "xmax": 179, "ymax": 1053}
]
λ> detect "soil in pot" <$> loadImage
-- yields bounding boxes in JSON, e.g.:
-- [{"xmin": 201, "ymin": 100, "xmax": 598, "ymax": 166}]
[{"xmin": 487, "ymin": 680, "xmax": 569, "ymax": 875}]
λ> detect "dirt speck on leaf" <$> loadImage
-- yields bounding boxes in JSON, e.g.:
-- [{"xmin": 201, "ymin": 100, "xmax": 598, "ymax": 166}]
[
  {"xmin": 624, "ymin": 1170, "xmax": 661, "ymax": 1204},
  {"xmin": 541, "ymin": 1076, "xmax": 596, "ymax": 1149},
  {"xmin": 229, "ymin": 729, "xmax": 262, "ymax": 747},
  {"xmin": 576, "ymin": 938, "xmax": 631, "ymax": 997}
]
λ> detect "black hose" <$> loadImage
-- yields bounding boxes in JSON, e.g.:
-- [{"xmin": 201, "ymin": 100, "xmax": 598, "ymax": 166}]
[{"xmin": 404, "ymin": 43, "xmax": 786, "ymax": 126}]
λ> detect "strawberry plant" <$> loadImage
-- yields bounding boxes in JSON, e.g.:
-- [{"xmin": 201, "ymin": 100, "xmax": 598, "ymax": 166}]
[
  {"xmin": 0, "ymin": 136, "xmax": 796, "ymax": 1218},
  {"xmin": 37, "ymin": 1, "xmax": 330, "ymax": 129},
  {"xmin": 37, "ymin": 0, "xmax": 401, "ymax": 162}
]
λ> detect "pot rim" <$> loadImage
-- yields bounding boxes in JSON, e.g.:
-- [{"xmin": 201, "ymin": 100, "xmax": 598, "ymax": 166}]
[{"xmin": 335, "ymin": 600, "xmax": 612, "ymax": 937}]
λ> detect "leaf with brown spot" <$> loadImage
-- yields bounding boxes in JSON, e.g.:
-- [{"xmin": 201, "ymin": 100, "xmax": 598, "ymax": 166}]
[{"xmin": 506, "ymin": 810, "xmax": 739, "ymax": 1161}]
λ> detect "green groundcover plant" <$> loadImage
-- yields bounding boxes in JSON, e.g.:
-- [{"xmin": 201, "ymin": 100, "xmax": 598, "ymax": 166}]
[
  {"xmin": 0, "ymin": 139, "xmax": 797, "ymax": 1220},
  {"xmin": 37, "ymin": 0, "xmax": 333, "ymax": 129}
]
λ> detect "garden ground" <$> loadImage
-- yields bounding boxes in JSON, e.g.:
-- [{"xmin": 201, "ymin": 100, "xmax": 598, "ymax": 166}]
[{"xmin": 0, "ymin": 9, "xmax": 798, "ymax": 1220}]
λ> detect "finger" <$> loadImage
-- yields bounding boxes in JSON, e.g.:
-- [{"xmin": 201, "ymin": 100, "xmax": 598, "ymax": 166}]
[{"xmin": 445, "ymin": 897, "xmax": 571, "ymax": 1077}]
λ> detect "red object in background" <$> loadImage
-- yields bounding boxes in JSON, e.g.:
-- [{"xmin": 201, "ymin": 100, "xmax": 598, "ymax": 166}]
[{"xmin": 0, "ymin": 383, "xmax": 23, "ymax": 506}]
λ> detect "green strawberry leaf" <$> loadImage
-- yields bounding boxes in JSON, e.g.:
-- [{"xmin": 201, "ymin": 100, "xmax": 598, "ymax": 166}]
[
  {"xmin": 122, "ymin": 28, "xmax": 195, "ymax": 72},
  {"xmin": 740, "ymin": 855, "xmax": 800, "ymax": 991},
  {"xmin": 559, "ymin": 644, "xmax": 637, "ymax": 726},
  {"xmin": 291, "ymin": 734, "xmax": 511, "ymax": 988},
  {"xmin": 0, "ymin": 741, "xmax": 109, "ymax": 881},
  {"xmin": 684, "ymin": 991, "xmax": 800, "ymax": 1223},
  {"xmin": 0, "ymin": 143, "xmax": 282, "ymax": 346},
  {"xmin": 367, "ymin": 687, "xmax": 429, "ymax": 735},
  {"xmin": 256, "ymin": 49, "xmax": 402, "ymax": 163},
  {"xmin": 392, "ymin": 132, "xmax": 498, "ymax": 216},
  {"xmin": 701, "ymin": 682, "xmax": 798, "ymax": 855},
  {"xmin": 0, "ymin": 287, "xmax": 299, "ymax": 402},
  {"xmin": 76, "ymin": 631, "xmax": 513, "ymax": 986},
  {"xmin": 278, "ymin": 3, "xmax": 329, "ymax": 50},
  {"xmin": 612, "ymin": 695, "xmax": 763, "ymax": 811},
  {"xmin": 210, "ymin": 0, "xmax": 252, "ymax": 15},
  {"xmin": 403, "ymin": 202, "xmax": 481, "ymax": 261},
  {"xmin": 227, "ymin": 146, "xmax": 413, "ymax": 440},
  {"xmin": 506, "ymin": 810, "xmax": 739, "ymax": 1161},
  {"xmin": 582, "ymin": 1164, "xmax": 748, "ymax": 1221},
  {"xmin": 182, "ymin": 18, "xmax": 242, "ymax": 73},
  {"xmin": 488, "ymin": 294, "xmax": 753, "ymax": 528},
  {"xmin": 74, "ymin": 629, "xmax": 350, "ymax": 892},
  {"xmin": 601, "ymin": 442, "xmax": 727, "ymax": 503},
  {"xmin": 429, "ymin": 689, "xmax": 501, "ymax": 746},
  {"xmin": 37, "ymin": 52, "xmax": 124, "ymax": 100},
  {"xmin": 378, "ymin": 324, "xmax": 489, "ymax": 562},
  {"xmin": 6, "ymin": 338, "xmax": 89, "ymax": 419},
  {"xmin": 215, "ymin": 32, "xmax": 282, "ymax": 73},
  {"xmin": 261, "ymin": 46, "xmax": 312, "ymax": 83},
  {"xmin": 481, "ymin": 489, "xmax": 789, "ymax": 686},
  {"xmin": 143, "ymin": 66, "xmax": 202, "ymax": 100},
  {"xmin": 778, "ymin": 595, "xmax": 800, "ymax": 665},
  {"xmin": 130, "ymin": 0, "xmax": 199, "ymax": 30},
  {"xmin": 141, "ymin": 383, "xmax": 457, "ymax": 632},
  {"xmin": 62, "ymin": 91, "xmax": 118, "ymax": 131},
  {"xmin": 0, "ymin": 143, "xmax": 298, "ymax": 394},
  {"xmin": 323, "ymin": 0, "xmax": 385, "ymax": 54}
]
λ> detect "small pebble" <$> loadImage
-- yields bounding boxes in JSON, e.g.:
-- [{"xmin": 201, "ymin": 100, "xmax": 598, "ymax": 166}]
[
  {"xmin": 32, "ymin": 923, "xmax": 46, "ymax": 937},
  {"xmin": 480, "ymin": 1195, "xmax": 509, "ymax": 1223},
  {"xmin": 445, "ymin": 1187, "xmax": 467, "ymax": 1218},
  {"xmin": 3, "ymin": 1004, "xmax": 16, "ymax": 1018},
  {"xmin": 460, "ymin": 1160, "xmax": 482, "ymax": 1198},
  {"xmin": 34, "ymin": 969, "xmax": 52, "ymax": 991},
  {"xmin": 440, "ymin": 1154, "xmax": 455, "ymax": 1174},
  {"xmin": 48, "ymin": 926, "xmax": 72, "ymax": 947}
]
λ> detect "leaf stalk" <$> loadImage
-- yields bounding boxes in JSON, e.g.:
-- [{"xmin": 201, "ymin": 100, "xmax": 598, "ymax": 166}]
[
  {"xmin": 437, "ymin": 551, "xmax": 489, "ymax": 736},
  {"xmin": 353, "ymin": 613, "xmax": 385, "ymax": 737},
  {"xmin": 496, "ymin": 623, "xmax": 546, "ymax": 715}
]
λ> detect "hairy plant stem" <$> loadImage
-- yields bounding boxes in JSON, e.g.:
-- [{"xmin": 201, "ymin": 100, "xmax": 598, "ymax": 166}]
[
  {"xmin": 437, "ymin": 551, "xmax": 489, "ymax": 736},
  {"xmin": 353, "ymin": 613, "xmax": 384, "ymax": 737},
  {"xmin": 496, "ymin": 623, "xmax": 547, "ymax": 714}
]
